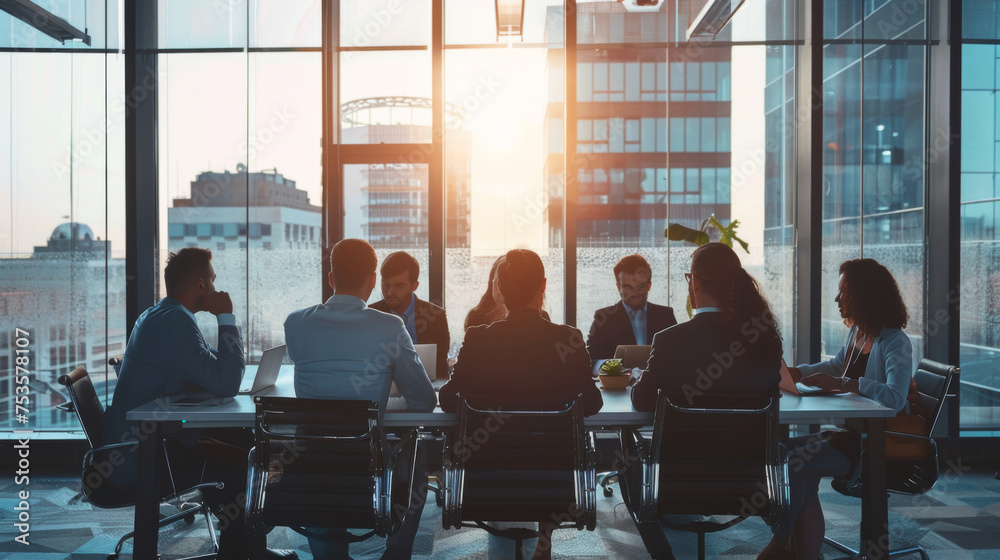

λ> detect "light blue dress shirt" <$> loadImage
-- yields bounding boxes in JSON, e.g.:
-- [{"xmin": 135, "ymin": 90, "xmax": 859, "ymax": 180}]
[
  {"xmin": 396, "ymin": 294, "xmax": 418, "ymax": 344},
  {"xmin": 692, "ymin": 306, "xmax": 722, "ymax": 316},
  {"xmin": 284, "ymin": 294, "xmax": 436, "ymax": 414},
  {"xmin": 624, "ymin": 299, "xmax": 648, "ymax": 345}
]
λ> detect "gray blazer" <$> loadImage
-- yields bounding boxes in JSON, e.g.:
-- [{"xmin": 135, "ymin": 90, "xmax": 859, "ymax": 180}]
[{"xmin": 797, "ymin": 326, "xmax": 913, "ymax": 413}]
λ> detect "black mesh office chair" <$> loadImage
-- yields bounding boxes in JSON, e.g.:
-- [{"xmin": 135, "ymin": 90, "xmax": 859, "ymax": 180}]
[
  {"xmin": 245, "ymin": 396, "xmax": 418, "ymax": 543},
  {"xmin": 597, "ymin": 344, "xmax": 654, "ymax": 497},
  {"xmin": 441, "ymin": 393, "xmax": 597, "ymax": 560},
  {"xmin": 620, "ymin": 392, "xmax": 788, "ymax": 560},
  {"xmin": 59, "ymin": 366, "xmax": 223, "ymax": 560},
  {"xmin": 824, "ymin": 359, "xmax": 959, "ymax": 560}
]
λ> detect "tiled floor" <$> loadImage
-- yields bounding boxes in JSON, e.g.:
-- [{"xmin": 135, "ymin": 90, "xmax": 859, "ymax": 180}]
[{"xmin": 1, "ymin": 467, "xmax": 998, "ymax": 559}]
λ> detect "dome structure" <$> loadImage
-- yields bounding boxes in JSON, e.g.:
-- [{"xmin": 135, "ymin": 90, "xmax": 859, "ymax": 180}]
[
  {"xmin": 34, "ymin": 222, "xmax": 108, "ymax": 256},
  {"xmin": 50, "ymin": 222, "xmax": 95, "ymax": 242}
]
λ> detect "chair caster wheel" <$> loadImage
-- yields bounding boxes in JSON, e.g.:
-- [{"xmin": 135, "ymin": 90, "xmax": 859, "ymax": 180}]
[{"xmin": 603, "ymin": 486, "xmax": 614, "ymax": 497}]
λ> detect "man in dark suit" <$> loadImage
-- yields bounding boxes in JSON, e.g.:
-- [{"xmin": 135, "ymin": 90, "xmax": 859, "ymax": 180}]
[
  {"xmin": 586, "ymin": 254, "xmax": 677, "ymax": 363},
  {"xmin": 370, "ymin": 251, "xmax": 451, "ymax": 380}
]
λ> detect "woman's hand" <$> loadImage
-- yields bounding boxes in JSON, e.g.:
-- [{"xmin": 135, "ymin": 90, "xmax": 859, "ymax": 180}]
[{"xmin": 800, "ymin": 373, "xmax": 843, "ymax": 391}]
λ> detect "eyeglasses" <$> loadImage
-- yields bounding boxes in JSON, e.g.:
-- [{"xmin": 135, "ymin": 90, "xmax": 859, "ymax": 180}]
[{"xmin": 684, "ymin": 272, "xmax": 693, "ymax": 284}]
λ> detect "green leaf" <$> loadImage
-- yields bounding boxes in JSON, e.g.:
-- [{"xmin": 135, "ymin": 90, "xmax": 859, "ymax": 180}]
[{"xmin": 665, "ymin": 223, "xmax": 710, "ymax": 246}]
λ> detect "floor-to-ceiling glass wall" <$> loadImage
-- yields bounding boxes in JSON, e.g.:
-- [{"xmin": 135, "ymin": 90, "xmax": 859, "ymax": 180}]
[
  {"xmin": 820, "ymin": 0, "xmax": 927, "ymax": 366},
  {"xmin": 572, "ymin": 0, "xmax": 798, "ymax": 362},
  {"xmin": 960, "ymin": 0, "xmax": 1000, "ymax": 435},
  {"xmin": 0, "ymin": 2, "xmax": 125, "ymax": 431},
  {"xmin": 158, "ymin": 0, "xmax": 323, "ymax": 360},
  {"xmin": 444, "ymin": 0, "xmax": 566, "ymax": 352}
]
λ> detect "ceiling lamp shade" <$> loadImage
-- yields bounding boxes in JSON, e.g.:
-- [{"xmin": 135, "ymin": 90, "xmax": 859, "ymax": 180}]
[
  {"xmin": 495, "ymin": 0, "xmax": 525, "ymax": 40},
  {"xmin": 0, "ymin": 0, "xmax": 91, "ymax": 45},
  {"xmin": 687, "ymin": 0, "xmax": 747, "ymax": 41}
]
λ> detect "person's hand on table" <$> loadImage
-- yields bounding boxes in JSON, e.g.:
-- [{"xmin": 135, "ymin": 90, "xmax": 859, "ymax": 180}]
[{"xmin": 800, "ymin": 373, "xmax": 842, "ymax": 391}]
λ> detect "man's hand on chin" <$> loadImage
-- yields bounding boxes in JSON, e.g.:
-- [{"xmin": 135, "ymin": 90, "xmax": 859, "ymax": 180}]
[{"xmin": 205, "ymin": 291, "xmax": 234, "ymax": 316}]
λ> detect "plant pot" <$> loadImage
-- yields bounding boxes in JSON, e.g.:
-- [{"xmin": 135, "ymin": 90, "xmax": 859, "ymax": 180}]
[{"xmin": 599, "ymin": 372, "xmax": 632, "ymax": 390}]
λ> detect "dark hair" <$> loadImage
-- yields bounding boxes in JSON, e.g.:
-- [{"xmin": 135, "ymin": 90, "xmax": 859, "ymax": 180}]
[
  {"xmin": 613, "ymin": 254, "xmax": 651, "ymax": 281},
  {"xmin": 464, "ymin": 255, "xmax": 505, "ymax": 331},
  {"xmin": 380, "ymin": 251, "xmax": 419, "ymax": 284},
  {"xmin": 164, "ymin": 247, "xmax": 213, "ymax": 298},
  {"xmin": 691, "ymin": 243, "xmax": 783, "ymax": 366},
  {"xmin": 497, "ymin": 249, "xmax": 545, "ymax": 311},
  {"xmin": 330, "ymin": 239, "xmax": 377, "ymax": 292},
  {"xmin": 839, "ymin": 258, "xmax": 909, "ymax": 339}
]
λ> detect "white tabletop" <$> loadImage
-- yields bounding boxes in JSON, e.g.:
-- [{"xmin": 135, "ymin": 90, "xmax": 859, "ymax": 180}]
[{"xmin": 127, "ymin": 365, "xmax": 895, "ymax": 428}]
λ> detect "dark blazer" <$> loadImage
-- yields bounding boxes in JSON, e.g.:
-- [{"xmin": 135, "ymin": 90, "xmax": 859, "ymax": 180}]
[
  {"xmin": 371, "ymin": 296, "xmax": 451, "ymax": 380},
  {"xmin": 586, "ymin": 301, "xmax": 677, "ymax": 362},
  {"xmin": 630, "ymin": 312, "xmax": 780, "ymax": 412},
  {"xmin": 439, "ymin": 309, "xmax": 603, "ymax": 416}
]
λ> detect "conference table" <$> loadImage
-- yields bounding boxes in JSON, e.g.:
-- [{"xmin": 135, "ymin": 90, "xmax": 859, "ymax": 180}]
[{"xmin": 127, "ymin": 365, "xmax": 896, "ymax": 559}]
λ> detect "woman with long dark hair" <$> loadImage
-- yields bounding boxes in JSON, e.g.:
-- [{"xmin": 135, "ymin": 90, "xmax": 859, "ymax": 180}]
[
  {"xmin": 463, "ymin": 256, "xmax": 507, "ymax": 331},
  {"xmin": 758, "ymin": 258, "xmax": 913, "ymax": 560},
  {"xmin": 631, "ymin": 242, "xmax": 784, "ymax": 411},
  {"xmin": 464, "ymin": 254, "xmax": 550, "ymax": 331}
]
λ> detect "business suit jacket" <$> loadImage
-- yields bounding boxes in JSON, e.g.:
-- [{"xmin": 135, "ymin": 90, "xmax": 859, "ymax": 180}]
[
  {"xmin": 439, "ymin": 309, "xmax": 603, "ymax": 416},
  {"xmin": 105, "ymin": 297, "xmax": 245, "ymax": 486},
  {"xmin": 371, "ymin": 296, "xmax": 451, "ymax": 380},
  {"xmin": 631, "ymin": 311, "xmax": 780, "ymax": 412},
  {"xmin": 586, "ymin": 300, "xmax": 677, "ymax": 361}
]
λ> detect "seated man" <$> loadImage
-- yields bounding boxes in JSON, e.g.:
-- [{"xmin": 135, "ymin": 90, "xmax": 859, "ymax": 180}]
[
  {"xmin": 370, "ymin": 251, "xmax": 451, "ymax": 380},
  {"xmin": 106, "ymin": 247, "xmax": 295, "ymax": 560},
  {"xmin": 284, "ymin": 239, "xmax": 436, "ymax": 560},
  {"xmin": 586, "ymin": 254, "xmax": 677, "ymax": 364}
]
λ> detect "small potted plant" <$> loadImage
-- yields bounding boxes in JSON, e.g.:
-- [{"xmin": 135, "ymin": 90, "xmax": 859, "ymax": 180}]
[{"xmin": 598, "ymin": 359, "xmax": 631, "ymax": 390}]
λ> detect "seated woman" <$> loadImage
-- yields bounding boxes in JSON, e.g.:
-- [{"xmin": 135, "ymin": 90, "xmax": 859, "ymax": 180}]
[
  {"xmin": 440, "ymin": 249, "xmax": 602, "ymax": 560},
  {"xmin": 631, "ymin": 242, "xmax": 783, "ymax": 411},
  {"xmin": 464, "ymin": 255, "xmax": 508, "ymax": 331},
  {"xmin": 464, "ymin": 255, "xmax": 551, "ymax": 331},
  {"xmin": 758, "ymin": 258, "xmax": 913, "ymax": 560}
]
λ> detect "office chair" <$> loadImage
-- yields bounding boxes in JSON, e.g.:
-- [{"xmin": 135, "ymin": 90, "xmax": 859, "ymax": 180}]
[
  {"xmin": 620, "ymin": 392, "xmax": 789, "ymax": 560},
  {"xmin": 596, "ymin": 344, "xmax": 655, "ymax": 497},
  {"xmin": 823, "ymin": 359, "xmax": 959, "ymax": 560},
  {"xmin": 441, "ymin": 393, "xmax": 597, "ymax": 560},
  {"xmin": 245, "ymin": 396, "xmax": 418, "ymax": 543},
  {"xmin": 58, "ymin": 366, "xmax": 223, "ymax": 560}
]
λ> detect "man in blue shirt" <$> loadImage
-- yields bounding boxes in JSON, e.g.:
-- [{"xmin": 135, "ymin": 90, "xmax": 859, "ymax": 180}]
[
  {"xmin": 369, "ymin": 251, "xmax": 451, "ymax": 380},
  {"xmin": 107, "ymin": 247, "xmax": 295, "ymax": 560},
  {"xmin": 285, "ymin": 239, "xmax": 436, "ymax": 560}
]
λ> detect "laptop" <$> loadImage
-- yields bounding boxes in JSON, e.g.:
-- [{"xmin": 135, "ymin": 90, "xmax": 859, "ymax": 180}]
[
  {"xmin": 779, "ymin": 359, "xmax": 846, "ymax": 396},
  {"xmin": 389, "ymin": 344, "xmax": 436, "ymax": 397},
  {"xmin": 239, "ymin": 344, "xmax": 286, "ymax": 395}
]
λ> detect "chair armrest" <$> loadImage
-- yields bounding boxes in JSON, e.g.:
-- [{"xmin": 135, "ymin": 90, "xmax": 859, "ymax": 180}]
[
  {"xmin": 82, "ymin": 442, "xmax": 134, "ymax": 472},
  {"xmin": 885, "ymin": 430, "xmax": 933, "ymax": 441}
]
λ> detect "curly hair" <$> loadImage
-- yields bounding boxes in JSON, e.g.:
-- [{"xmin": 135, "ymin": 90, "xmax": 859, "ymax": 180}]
[{"xmin": 838, "ymin": 258, "xmax": 909, "ymax": 339}]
